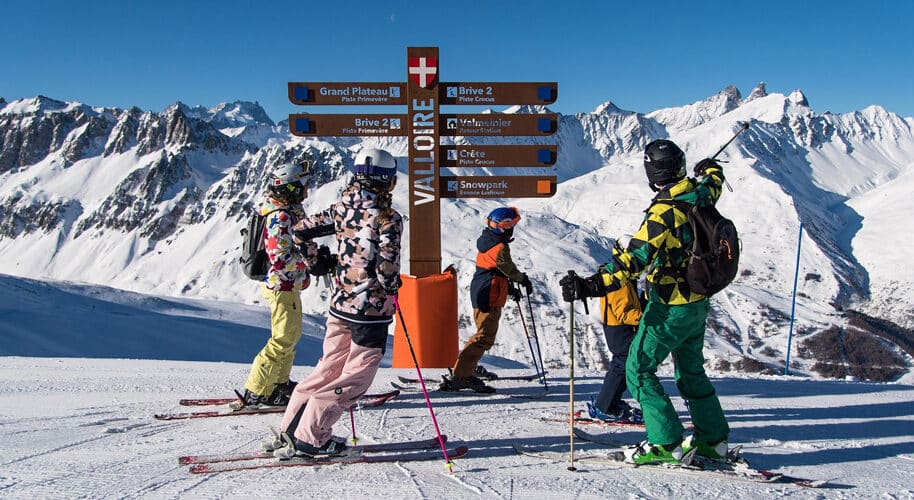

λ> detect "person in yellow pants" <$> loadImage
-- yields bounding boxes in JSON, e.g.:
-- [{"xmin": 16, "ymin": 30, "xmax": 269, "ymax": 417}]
[{"xmin": 237, "ymin": 161, "xmax": 323, "ymax": 408}]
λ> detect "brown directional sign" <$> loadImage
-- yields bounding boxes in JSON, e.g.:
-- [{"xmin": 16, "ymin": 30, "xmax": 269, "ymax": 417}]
[
  {"xmin": 440, "ymin": 113, "xmax": 557, "ymax": 136},
  {"xmin": 439, "ymin": 175, "xmax": 557, "ymax": 198},
  {"xmin": 288, "ymin": 82, "xmax": 407, "ymax": 105},
  {"xmin": 289, "ymin": 113, "xmax": 409, "ymax": 137},
  {"xmin": 406, "ymin": 46, "xmax": 442, "ymax": 277},
  {"xmin": 440, "ymin": 145, "xmax": 557, "ymax": 167},
  {"xmin": 439, "ymin": 82, "xmax": 557, "ymax": 105},
  {"xmin": 286, "ymin": 47, "xmax": 558, "ymax": 277}
]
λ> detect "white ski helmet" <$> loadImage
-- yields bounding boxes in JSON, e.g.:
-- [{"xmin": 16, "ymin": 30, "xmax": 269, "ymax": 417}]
[
  {"xmin": 268, "ymin": 161, "xmax": 310, "ymax": 203},
  {"xmin": 352, "ymin": 148, "xmax": 397, "ymax": 189}
]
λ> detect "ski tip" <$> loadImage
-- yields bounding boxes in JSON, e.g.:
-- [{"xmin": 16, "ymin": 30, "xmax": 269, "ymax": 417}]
[
  {"xmin": 188, "ymin": 464, "xmax": 210, "ymax": 474},
  {"xmin": 178, "ymin": 456, "xmax": 196, "ymax": 466}
]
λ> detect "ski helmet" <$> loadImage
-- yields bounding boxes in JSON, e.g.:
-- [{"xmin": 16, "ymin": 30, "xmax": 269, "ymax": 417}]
[
  {"xmin": 268, "ymin": 161, "xmax": 310, "ymax": 204},
  {"xmin": 352, "ymin": 148, "xmax": 397, "ymax": 190},
  {"xmin": 643, "ymin": 139, "xmax": 686, "ymax": 187},
  {"xmin": 486, "ymin": 206, "xmax": 521, "ymax": 235}
]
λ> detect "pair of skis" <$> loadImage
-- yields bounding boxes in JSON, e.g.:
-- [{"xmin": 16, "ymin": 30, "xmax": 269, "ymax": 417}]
[
  {"xmin": 515, "ymin": 428, "xmax": 828, "ymax": 488},
  {"xmin": 154, "ymin": 389, "xmax": 400, "ymax": 420},
  {"xmin": 181, "ymin": 435, "xmax": 467, "ymax": 474}
]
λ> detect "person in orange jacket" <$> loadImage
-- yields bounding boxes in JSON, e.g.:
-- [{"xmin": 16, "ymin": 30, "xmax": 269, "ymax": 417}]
[{"xmin": 441, "ymin": 206, "xmax": 532, "ymax": 394}]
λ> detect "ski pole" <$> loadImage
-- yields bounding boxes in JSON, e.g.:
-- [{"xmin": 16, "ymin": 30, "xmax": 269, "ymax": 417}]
[
  {"xmin": 392, "ymin": 295, "xmax": 453, "ymax": 473},
  {"xmin": 348, "ymin": 404, "xmax": 359, "ymax": 444},
  {"xmin": 707, "ymin": 121, "xmax": 750, "ymax": 191},
  {"xmin": 514, "ymin": 296, "xmax": 544, "ymax": 383},
  {"xmin": 709, "ymin": 121, "xmax": 750, "ymax": 161},
  {"xmin": 566, "ymin": 284, "xmax": 577, "ymax": 472},
  {"xmin": 524, "ymin": 292, "xmax": 549, "ymax": 389}
]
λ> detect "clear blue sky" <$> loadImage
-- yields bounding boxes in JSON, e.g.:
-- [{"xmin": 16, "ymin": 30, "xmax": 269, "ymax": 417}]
[{"xmin": 3, "ymin": 0, "xmax": 912, "ymax": 121}]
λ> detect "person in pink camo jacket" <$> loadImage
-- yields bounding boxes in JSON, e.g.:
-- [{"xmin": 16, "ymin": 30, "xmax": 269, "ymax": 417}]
[{"xmin": 270, "ymin": 148, "xmax": 403, "ymax": 458}]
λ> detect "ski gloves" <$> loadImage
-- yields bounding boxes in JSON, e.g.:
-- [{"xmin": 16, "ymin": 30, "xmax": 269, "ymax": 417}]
[
  {"xmin": 520, "ymin": 275, "xmax": 533, "ymax": 296},
  {"xmin": 383, "ymin": 275, "xmax": 403, "ymax": 296},
  {"xmin": 508, "ymin": 283, "xmax": 522, "ymax": 302},
  {"xmin": 508, "ymin": 275, "xmax": 533, "ymax": 301},
  {"xmin": 308, "ymin": 245, "xmax": 337, "ymax": 277},
  {"xmin": 693, "ymin": 158, "xmax": 721, "ymax": 177},
  {"xmin": 559, "ymin": 271, "xmax": 606, "ymax": 302}
]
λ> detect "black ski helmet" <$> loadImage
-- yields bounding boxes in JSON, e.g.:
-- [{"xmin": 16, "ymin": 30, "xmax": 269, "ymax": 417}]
[{"xmin": 643, "ymin": 139, "xmax": 686, "ymax": 187}]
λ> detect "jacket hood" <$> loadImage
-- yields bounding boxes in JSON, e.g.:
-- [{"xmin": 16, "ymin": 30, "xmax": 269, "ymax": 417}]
[{"xmin": 476, "ymin": 228, "xmax": 511, "ymax": 253}]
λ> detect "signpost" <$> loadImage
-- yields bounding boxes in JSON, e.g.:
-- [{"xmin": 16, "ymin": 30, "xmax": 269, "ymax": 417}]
[{"xmin": 287, "ymin": 47, "xmax": 558, "ymax": 368}]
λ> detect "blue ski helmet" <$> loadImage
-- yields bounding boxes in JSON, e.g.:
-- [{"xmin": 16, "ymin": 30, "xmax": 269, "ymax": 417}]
[{"xmin": 486, "ymin": 207, "xmax": 521, "ymax": 235}]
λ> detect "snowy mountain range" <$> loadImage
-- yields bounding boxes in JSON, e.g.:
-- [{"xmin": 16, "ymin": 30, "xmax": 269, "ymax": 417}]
[{"xmin": 2, "ymin": 83, "xmax": 913, "ymax": 381}]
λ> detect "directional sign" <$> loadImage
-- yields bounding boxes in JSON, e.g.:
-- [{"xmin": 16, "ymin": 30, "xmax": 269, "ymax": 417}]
[
  {"xmin": 440, "ymin": 145, "xmax": 557, "ymax": 167},
  {"xmin": 439, "ymin": 175, "xmax": 557, "ymax": 198},
  {"xmin": 439, "ymin": 82, "xmax": 557, "ymax": 106},
  {"xmin": 288, "ymin": 82, "xmax": 407, "ymax": 105},
  {"xmin": 440, "ymin": 113, "xmax": 557, "ymax": 136},
  {"xmin": 289, "ymin": 114, "xmax": 409, "ymax": 137}
]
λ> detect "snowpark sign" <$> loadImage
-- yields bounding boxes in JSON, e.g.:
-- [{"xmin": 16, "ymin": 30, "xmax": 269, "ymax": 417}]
[{"xmin": 288, "ymin": 47, "xmax": 558, "ymax": 277}]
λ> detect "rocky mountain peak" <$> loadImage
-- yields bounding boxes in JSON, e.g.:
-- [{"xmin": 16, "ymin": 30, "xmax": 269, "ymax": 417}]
[
  {"xmin": 593, "ymin": 101, "xmax": 624, "ymax": 114},
  {"xmin": 789, "ymin": 89, "xmax": 810, "ymax": 107},
  {"xmin": 747, "ymin": 82, "xmax": 768, "ymax": 101},
  {"xmin": 181, "ymin": 100, "xmax": 275, "ymax": 128}
]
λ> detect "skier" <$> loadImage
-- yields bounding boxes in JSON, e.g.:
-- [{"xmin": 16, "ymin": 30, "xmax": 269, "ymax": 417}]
[
  {"xmin": 560, "ymin": 139, "xmax": 730, "ymax": 464},
  {"xmin": 236, "ymin": 161, "xmax": 322, "ymax": 408},
  {"xmin": 441, "ymin": 206, "xmax": 532, "ymax": 394},
  {"xmin": 273, "ymin": 148, "xmax": 403, "ymax": 457},
  {"xmin": 586, "ymin": 267, "xmax": 644, "ymax": 424}
]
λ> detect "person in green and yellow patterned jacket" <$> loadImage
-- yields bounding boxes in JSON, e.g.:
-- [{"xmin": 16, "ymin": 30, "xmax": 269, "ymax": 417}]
[{"xmin": 560, "ymin": 139, "xmax": 730, "ymax": 465}]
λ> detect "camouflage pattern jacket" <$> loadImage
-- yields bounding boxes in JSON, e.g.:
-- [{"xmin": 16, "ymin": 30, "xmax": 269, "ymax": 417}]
[
  {"xmin": 261, "ymin": 197, "xmax": 318, "ymax": 292},
  {"xmin": 296, "ymin": 180, "xmax": 403, "ymax": 324}
]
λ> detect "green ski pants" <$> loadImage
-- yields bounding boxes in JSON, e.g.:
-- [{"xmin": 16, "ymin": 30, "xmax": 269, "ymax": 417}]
[{"xmin": 625, "ymin": 296, "xmax": 729, "ymax": 446}]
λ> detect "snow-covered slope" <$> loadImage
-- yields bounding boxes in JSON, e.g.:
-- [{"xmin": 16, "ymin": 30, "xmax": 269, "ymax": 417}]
[{"xmin": 0, "ymin": 279, "xmax": 912, "ymax": 497}]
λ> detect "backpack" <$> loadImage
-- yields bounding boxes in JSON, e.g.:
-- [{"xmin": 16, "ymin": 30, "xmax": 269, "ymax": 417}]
[
  {"xmin": 239, "ymin": 208, "xmax": 287, "ymax": 281},
  {"xmin": 675, "ymin": 201, "xmax": 740, "ymax": 296}
]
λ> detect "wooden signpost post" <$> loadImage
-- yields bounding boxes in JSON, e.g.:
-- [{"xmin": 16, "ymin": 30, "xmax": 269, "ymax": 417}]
[{"xmin": 288, "ymin": 47, "xmax": 557, "ymax": 368}]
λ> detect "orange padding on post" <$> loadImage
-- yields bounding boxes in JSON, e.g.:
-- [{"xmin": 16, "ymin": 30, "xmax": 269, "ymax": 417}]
[{"xmin": 392, "ymin": 270, "xmax": 459, "ymax": 369}]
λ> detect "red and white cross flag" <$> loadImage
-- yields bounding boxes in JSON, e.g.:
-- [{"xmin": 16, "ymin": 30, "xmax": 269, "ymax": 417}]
[{"xmin": 408, "ymin": 57, "xmax": 438, "ymax": 88}]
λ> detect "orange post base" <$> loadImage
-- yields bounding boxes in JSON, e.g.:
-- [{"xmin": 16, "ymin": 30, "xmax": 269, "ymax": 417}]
[{"xmin": 392, "ymin": 269, "xmax": 458, "ymax": 369}]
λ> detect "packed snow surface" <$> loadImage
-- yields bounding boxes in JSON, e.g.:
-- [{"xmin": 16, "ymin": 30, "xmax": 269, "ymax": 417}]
[{"xmin": 1, "ymin": 275, "xmax": 913, "ymax": 498}]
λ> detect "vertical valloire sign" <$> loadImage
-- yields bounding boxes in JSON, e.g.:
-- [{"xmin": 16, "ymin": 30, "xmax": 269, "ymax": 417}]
[
  {"xmin": 406, "ymin": 47, "xmax": 442, "ymax": 277},
  {"xmin": 287, "ymin": 47, "xmax": 557, "ymax": 277}
]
